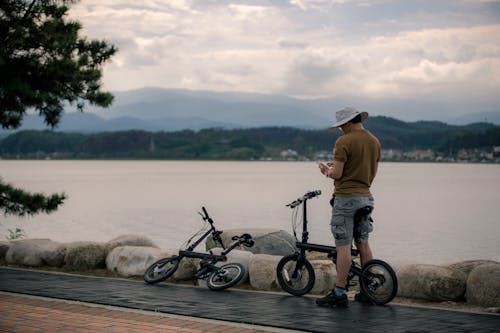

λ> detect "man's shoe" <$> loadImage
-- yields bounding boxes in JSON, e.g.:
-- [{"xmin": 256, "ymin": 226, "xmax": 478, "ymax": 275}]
[
  {"xmin": 354, "ymin": 292, "xmax": 373, "ymax": 304},
  {"xmin": 316, "ymin": 291, "xmax": 349, "ymax": 307}
]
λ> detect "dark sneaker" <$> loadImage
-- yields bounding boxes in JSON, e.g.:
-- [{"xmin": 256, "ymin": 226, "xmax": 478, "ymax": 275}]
[
  {"xmin": 316, "ymin": 291, "xmax": 349, "ymax": 307},
  {"xmin": 354, "ymin": 292, "xmax": 373, "ymax": 304}
]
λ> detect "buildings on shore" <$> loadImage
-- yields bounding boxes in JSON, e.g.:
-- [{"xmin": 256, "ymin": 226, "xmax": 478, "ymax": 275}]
[{"xmin": 276, "ymin": 147, "xmax": 500, "ymax": 163}]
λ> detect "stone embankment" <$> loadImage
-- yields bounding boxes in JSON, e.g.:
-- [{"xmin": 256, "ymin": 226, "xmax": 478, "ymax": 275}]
[{"xmin": 1, "ymin": 230, "xmax": 499, "ymax": 310}]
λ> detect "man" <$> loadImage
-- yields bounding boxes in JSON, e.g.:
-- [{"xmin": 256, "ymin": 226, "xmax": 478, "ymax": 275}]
[{"xmin": 316, "ymin": 107, "xmax": 381, "ymax": 307}]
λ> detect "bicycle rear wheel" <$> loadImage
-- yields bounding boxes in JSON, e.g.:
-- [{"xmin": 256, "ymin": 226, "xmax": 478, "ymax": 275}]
[
  {"xmin": 276, "ymin": 254, "xmax": 315, "ymax": 296},
  {"xmin": 206, "ymin": 263, "xmax": 245, "ymax": 291},
  {"xmin": 359, "ymin": 259, "xmax": 398, "ymax": 305},
  {"xmin": 143, "ymin": 257, "xmax": 180, "ymax": 284}
]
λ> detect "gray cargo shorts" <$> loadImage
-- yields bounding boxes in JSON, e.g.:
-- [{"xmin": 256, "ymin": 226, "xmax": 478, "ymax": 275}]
[{"xmin": 330, "ymin": 196, "xmax": 374, "ymax": 247}]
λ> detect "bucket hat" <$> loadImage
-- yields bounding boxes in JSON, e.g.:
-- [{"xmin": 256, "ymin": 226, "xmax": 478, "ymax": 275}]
[{"xmin": 330, "ymin": 107, "xmax": 368, "ymax": 128}]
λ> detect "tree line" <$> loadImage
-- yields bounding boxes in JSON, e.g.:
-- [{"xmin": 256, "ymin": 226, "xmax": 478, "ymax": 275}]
[{"xmin": 1, "ymin": 118, "xmax": 498, "ymax": 160}]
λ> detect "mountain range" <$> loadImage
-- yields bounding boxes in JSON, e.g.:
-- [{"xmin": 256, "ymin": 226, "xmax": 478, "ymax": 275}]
[{"xmin": 2, "ymin": 87, "xmax": 499, "ymax": 135}]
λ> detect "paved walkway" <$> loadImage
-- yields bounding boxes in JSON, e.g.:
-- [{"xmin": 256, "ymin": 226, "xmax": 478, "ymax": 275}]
[
  {"xmin": 0, "ymin": 267, "xmax": 499, "ymax": 333},
  {"xmin": 0, "ymin": 292, "xmax": 290, "ymax": 333}
]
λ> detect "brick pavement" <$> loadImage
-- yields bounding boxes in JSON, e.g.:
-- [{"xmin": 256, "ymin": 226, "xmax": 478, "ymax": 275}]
[{"xmin": 0, "ymin": 293, "xmax": 291, "ymax": 333}]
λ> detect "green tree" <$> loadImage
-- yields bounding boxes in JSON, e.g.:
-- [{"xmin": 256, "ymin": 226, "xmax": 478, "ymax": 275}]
[
  {"xmin": 0, "ymin": 0, "xmax": 117, "ymax": 129},
  {"xmin": 0, "ymin": 178, "xmax": 65, "ymax": 216},
  {"xmin": 0, "ymin": 0, "xmax": 117, "ymax": 216}
]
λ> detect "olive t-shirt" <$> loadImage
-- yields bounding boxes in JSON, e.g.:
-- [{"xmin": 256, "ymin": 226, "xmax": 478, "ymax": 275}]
[{"xmin": 333, "ymin": 129, "xmax": 381, "ymax": 197}]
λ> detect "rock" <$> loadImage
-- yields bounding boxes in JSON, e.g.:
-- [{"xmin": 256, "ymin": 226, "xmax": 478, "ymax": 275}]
[
  {"xmin": 447, "ymin": 260, "xmax": 499, "ymax": 277},
  {"xmin": 397, "ymin": 264, "xmax": 466, "ymax": 301},
  {"xmin": 310, "ymin": 260, "xmax": 337, "ymax": 295},
  {"xmin": 0, "ymin": 241, "xmax": 10, "ymax": 261},
  {"xmin": 308, "ymin": 251, "xmax": 330, "ymax": 260},
  {"xmin": 173, "ymin": 257, "xmax": 200, "ymax": 281},
  {"xmin": 64, "ymin": 241, "xmax": 107, "ymax": 271},
  {"xmin": 484, "ymin": 307, "xmax": 500, "ymax": 314},
  {"xmin": 248, "ymin": 254, "xmax": 282, "ymax": 291},
  {"xmin": 466, "ymin": 263, "xmax": 500, "ymax": 307},
  {"xmin": 206, "ymin": 229, "xmax": 297, "ymax": 256},
  {"xmin": 105, "ymin": 235, "xmax": 158, "ymax": 253},
  {"xmin": 5, "ymin": 239, "xmax": 66, "ymax": 267},
  {"xmin": 106, "ymin": 246, "xmax": 163, "ymax": 277}
]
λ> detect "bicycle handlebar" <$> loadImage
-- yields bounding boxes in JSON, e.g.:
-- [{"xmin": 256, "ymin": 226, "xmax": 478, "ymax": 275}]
[
  {"xmin": 200, "ymin": 206, "xmax": 215, "ymax": 225},
  {"xmin": 201, "ymin": 206, "xmax": 209, "ymax": 219},
  {"xmin": 286, "ymin": 190, "xmax": 322, "ymax": 208},
  {"xmin": 231, "ymin": 233, "xmax": 255, "ymax": 247}
]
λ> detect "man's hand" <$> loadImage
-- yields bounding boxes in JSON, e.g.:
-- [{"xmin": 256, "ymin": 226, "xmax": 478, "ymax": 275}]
[
  {"xmin": 319, "ymin": 161, "xmax": 344, "ymax": 179},
  {"xmin": 319, "ymin": 162, "xmax": 331, "ymax": 177}
]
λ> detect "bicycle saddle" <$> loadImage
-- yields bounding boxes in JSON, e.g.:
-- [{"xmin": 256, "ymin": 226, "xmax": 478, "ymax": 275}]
[{"xmin": 354, "ymin": 206, "xmax": 373, "ymax": 223}]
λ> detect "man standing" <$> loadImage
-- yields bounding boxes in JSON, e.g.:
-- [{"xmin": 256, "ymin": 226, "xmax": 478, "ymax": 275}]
[{"xmin": 316, "ymin": 107, "xmax": 381, "ymax": 307}]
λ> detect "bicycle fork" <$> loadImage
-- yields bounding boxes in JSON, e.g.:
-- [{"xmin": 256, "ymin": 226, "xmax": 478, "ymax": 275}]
[{"xmin": 284, "ymin": 252, "xmax": 307, "ymax": 282}]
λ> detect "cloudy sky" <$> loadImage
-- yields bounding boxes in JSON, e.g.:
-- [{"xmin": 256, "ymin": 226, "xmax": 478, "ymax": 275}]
[{"xmin": 69, "ymin": 0, "xmax": 500, "ymax": 121}]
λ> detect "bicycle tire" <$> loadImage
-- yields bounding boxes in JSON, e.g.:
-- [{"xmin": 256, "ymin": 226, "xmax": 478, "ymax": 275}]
[
  {"xmin": 206, "ymin": 263, "xmax": 245, "ymax": 291},
  {"xmin": 143, "ymin": 257, "xmax": 180, "ymax": 284},
  {"xmin": 359, "ymin": 259, "xmax": 398, "ymax": 305},
  {"xmin": 276, "ymin": 254, "xmax": 315, "ymax": 296}
]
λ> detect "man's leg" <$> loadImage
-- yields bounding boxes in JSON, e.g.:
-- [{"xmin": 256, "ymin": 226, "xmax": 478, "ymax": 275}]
[
  {"xmin": 316, "ymin": 197, "xmax": 353, "ymax": 307},
  {"xmin": 334, "ymin": 244, "xmax": 351, "ymax": 287},
  {"xmin": 355, "ymin": 240, "xmax": 373, "ymax": 266},
  {"xmin": 354, "ymin": 224, "xmax": 375, "ymax": 303}
]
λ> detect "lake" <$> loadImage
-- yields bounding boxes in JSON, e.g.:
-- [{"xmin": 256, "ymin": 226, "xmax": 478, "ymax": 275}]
[{"xmin": 1, "ymin": 160, "xmax": 499, "ymax": 266}]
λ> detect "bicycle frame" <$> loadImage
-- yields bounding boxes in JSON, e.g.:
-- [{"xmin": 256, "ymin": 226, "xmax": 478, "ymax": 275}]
[
  {"xmin": 172, "ymin": 207, "xmax": 252, "ymax": 278},
  {"xmin": 294, "ymin": 194, "xmax": 360, "ymax": 257},
  {"xmin": 179, "ymin": 238, "xmax": 249, "ymax": 278},
  {"xmin": 291, "ymin": 192, "xmax": 363, "ymax": 289},
  {"xmin": 144, "ymin": 207, "xmax": 254, "ymax": 289}
]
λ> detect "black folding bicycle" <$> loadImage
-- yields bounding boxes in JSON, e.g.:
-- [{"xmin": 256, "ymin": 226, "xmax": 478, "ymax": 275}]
[
  {"xmin": 276, "ymin": 190, "xmax": 398, "ymax": 305},
  {"xmin": 144, "ymin": 207, "xmax": 254, "ymax": 291}
]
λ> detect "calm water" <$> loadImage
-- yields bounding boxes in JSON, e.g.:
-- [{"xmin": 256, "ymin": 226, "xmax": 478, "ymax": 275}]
[{"xmin": 1, "ymin": 160, "xmax": 499, "ymax": 266}]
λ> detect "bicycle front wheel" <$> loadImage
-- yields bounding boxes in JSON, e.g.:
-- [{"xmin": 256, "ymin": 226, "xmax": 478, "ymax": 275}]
[
  {"xmin": 143, "ymin": 257, "xmax": 180, "ymax": 284},
  {"xmin": 359, "ymin": 259, "xmax": 398, "ymax": 305},
  {"xmin": 276, "ymin": 254, "xmax": 315, "ymax": 296},
  {"xmin": 206, "ymin": 263, "xmax": 245, "ymax": 291}
]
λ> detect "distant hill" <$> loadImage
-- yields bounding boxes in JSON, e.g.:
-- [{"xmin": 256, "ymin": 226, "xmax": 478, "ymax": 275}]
[
  {"xmin": 1, "ymin": 119, "xmax": 498, "ymax": 160},
  {"xmin": 1, "ymin": 87, "xmax": 499, "ymax": 137}
]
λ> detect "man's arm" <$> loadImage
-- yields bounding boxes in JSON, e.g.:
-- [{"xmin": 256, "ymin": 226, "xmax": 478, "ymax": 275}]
[{"xmin": 319, "ymin": 160, "xmax": 344, "ymax": 179}]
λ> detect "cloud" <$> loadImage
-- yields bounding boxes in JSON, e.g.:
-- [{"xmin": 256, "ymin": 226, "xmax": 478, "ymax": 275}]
[{"xmin": 68, "ymin": 0, "xmax": 500, "ymax": 118}]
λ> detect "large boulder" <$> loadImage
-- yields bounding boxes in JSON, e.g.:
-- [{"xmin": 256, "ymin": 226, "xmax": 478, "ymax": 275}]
[
  {"xmin": 5, "ymin": 239, "xmax": 65, "ymax": 267},
  {"xmin": 0, "ymin": 241, "xmax": 10, "ymax": 261},
  {"xmin": 206, "ymin": 229, "xmax": 297, "ymax": 256},
  {"xmin": 310, "ymin": 260, "xmax": 337, "ymax": 295},
  {"xmin": 466, "ymin": 263, "xmax": 500, "ymax": 307},
  {"xmin": 105, "ymin": 235, "xmax": 158, "ymax": 253},
  {"xmin": 248, "ymin": 254, "xmax": 282, "ymax": 291},
  {"xmin": 397, "ymin": 264, "xmax": 466, "ymax": 301},
  {"xmin": 106, "ymin": 246, "xmax": 162, "ymax": 277},
  {"xmin": 64, "ymin": 241, "xmax": 107, "ymax": 271},
  {"xmin": 447, "ymin": 260, "xmax": 499, "ymax": 277}
]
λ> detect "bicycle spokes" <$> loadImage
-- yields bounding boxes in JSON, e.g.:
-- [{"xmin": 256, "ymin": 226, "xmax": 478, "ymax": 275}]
[
  {"xmin": 213, "ymin": 266, "xmax": 239, "ymax": 282},
  {"xmin": 282, "ymin": 262, "xmax": 310, "ymax": 288},
  {"xmin": 360, "ymin": 260, "xmax": 398, "ymax": 305}
]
